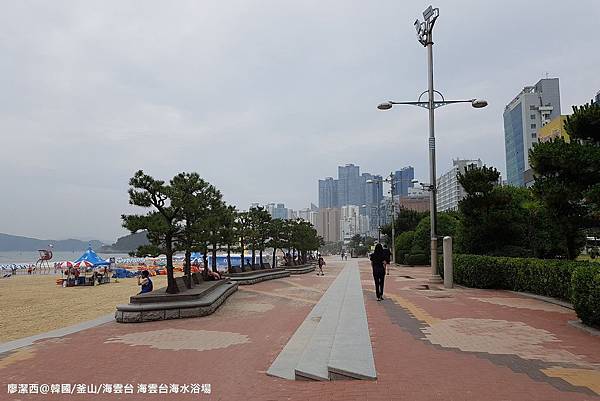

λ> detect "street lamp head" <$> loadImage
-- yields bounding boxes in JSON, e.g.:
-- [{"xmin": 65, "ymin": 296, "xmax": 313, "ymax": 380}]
[
  {"xmin": 377, "ymin": 102, "xmax": 393, "ymax": 111},
  {"xmin": 411, "ymin": 178, "xmax": 420, "ymax": 184},
  {"xmin": 366, "ymin": 179, "xmax": 373, "ymax": 184},
  {"xmin": 471, "ymin": 99, "xmax": 488, "ymax": 108},
  {"xmin": 423, "ymin": 5, "xmax": 439, "ymax": 22}
]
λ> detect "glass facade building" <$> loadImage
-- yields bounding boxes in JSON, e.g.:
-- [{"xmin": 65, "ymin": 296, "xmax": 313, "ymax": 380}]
[
  {"xmin": 392, "ymin": 166, "xmax": 415, "ymax": 197},
  {"xmin": 504, "ymin": 106, "xmax": 525, "ymax": 187},
  {"xmin": 503, "ymin": 78, "xmax": 561, "ymax": 187}
]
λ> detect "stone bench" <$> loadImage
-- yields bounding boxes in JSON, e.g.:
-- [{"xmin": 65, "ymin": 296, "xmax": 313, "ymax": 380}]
[
  {"xmin": 227, "ymin": 269, "xmax": 290, "ymax": 285},
  {"xmin": 115, "ymin": 278, "xmax": 237, "ymax": 323},
  {"xmin": 284, "ymin": 264, "xmax": 316, "ymax": 275}
]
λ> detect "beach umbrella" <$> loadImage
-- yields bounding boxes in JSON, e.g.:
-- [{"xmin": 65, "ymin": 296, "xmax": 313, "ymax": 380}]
[
  {"xmin": 57, "ymin": 261, "xmax": 74, "ymax": 269},
  {"xmin": 74, "ymin": 260, "xmax": 93, "ymax": 269}
]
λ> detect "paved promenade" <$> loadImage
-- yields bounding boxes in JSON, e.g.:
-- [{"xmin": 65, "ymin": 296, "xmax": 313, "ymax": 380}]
[{"xmin": 1, "ymin": 258, "xmax": 599, "ymax": 400}]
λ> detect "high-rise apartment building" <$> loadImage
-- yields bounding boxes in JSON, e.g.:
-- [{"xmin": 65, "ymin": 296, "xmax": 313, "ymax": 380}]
[
  {"xmin": 437, "ymin": 159, "xmax": 483, "ymax": 212},
  {"xmin": 265, "ymin": 203, "xmax": 288, "ymax": 220},
  {"xmin": 298, "ymin": 208, "xmax": 319, "ymax": 227},
  {"xmin": 504, "ymin": 78, "xmax": 561, "ymax": 187},
  {"xmin": 318, "ymin": 177, "xmax": 338, "ymax": 208},
  {"xmin": 317, "ymin": 164, "xmax": 382, "ymax": 213},
  {"xmin": 393, "ymin": 166, "xmax": 415, "ymax": 197},
  {"xmin": 337, "ymin": 164, "xmax": 363, "ymax": 207},
  {"xmin": 340, "ymin": 205, "xmax": 369, "ymax": 242},
  {"xmin": 315, "ymin": 208, "xmax": 341, "ymax": 243}
]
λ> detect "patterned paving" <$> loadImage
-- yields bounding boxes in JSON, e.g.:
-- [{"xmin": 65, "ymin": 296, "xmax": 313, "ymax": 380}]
[
  {"xmin": 379, "ymin": 269, "xmax": 600, "ymax": 397},
  {"xmin": 105, "ymin": 328, "xmax": 250, "ymax": 351}
]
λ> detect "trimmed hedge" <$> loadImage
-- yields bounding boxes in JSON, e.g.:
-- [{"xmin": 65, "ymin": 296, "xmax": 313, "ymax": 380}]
[
  {"xmin": 452, "ymin": 254, "xmax": 599, "ymax": 327},
  {"xmin": 571, "ymin": 264, "xmax": 600, "ymax": 328},
  {"xmin": 406, "ymin": 253, "xmax": 428, "ymax": 266}
]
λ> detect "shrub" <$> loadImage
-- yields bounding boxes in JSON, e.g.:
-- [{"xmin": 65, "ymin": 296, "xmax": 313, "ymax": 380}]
[
  {"xmin": 571, "ymin": 264, "xmax": 600, "ymax": 328},
  {"xmin": 406, "ymin": 253, "xmax": 428, "ymax": 266},
  {"xmin": 452, "ymin": 254, "xmax": 588, "ymax": 301},
  {"xmin": 395, "ymin": 231, "xmax": 415, "ymax": 265},
  {"xmin": 411, "ymin": 214, "xmax": 458, "ymax": 263}
]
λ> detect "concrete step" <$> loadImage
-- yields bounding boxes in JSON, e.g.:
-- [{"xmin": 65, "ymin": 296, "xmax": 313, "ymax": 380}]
[
  {"xmin": 328, "ymin": 263, "xmax": 377, "ymax": 380},
  {"xmin": 294, "ymin": 267, "xmax": 351, "ymax": 381},
  {"xmin": 266, "ymin": 278, "xmax": 333, "ymax": 379}
]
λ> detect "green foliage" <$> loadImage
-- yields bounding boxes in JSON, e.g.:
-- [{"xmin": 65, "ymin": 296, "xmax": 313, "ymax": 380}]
[
  {"xmin": 457, "ymin": 164, "xmax": 500, "ymax": 196},
  {"xmin": 571, "ymin": 264, "xmax": 600, "ymax": 327},
  {"xmin": 380, "ymin": 207, "xmax": 427, "ymax": 242},
  {"xmin": 455, "ymin": 165, "xmax": 534, "ymax": 256},
  {"xmin": 564, "ymin": 102, "xmax": 600, "ymax": 144},
  {"xmin": 395, "ymin": 231, "xmax": 414, "ymax": 264},
  {"xmin": 452, "ymin": 254, "xmax": 589, "ymax": 301},
  {"xmin": 529, "ymin": 139, "xmax": 594, "ymax": 259},
  {"xmin": 409, "ymin": 213, "xmax": 458, "ymax": 262},
  {"xmin": 453, "ymin": 254, "xmax": 600, "ymax": 327},
  {"xmin": 406, "ymin": 253, "xmax": 427, "ymax": 266},
  {"xmin": 122, "ymin": 170, "xmax": 181, "ymax": 294},
  {"xmin": 528, "ymin": 103, "xmax": 600, "ymax": 259}
]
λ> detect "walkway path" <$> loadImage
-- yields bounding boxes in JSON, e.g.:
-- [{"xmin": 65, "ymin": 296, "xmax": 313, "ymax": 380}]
[{"xmin": 1, "ymin": 258, "xmax": 599, "ymax": 400}]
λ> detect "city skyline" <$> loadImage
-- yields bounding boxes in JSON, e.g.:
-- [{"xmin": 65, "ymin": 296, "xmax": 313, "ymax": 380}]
[{"xmin": 1, "ymin": 1, "xmax": 599, "ymax": 241}]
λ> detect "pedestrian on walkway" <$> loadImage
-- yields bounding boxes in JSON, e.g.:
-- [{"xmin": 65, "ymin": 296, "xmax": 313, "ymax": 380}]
[
  {"xmin": 317, "ymin": 255, "xmax": 326, "ymax": 276},
  {"xmin": 383, "ymin": 244, "xmax": 391, "ymax": 275},
  {"xmin": 370, "ymin": 244, "xmax": 386, "ymax": 301}
]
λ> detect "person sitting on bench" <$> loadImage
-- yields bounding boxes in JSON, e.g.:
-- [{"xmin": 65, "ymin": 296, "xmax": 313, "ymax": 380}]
[
  {"xmin": 137, "ymin": 270, "xmax": 153, "ymax": 294},
  {"xmin": 202, "ymin": 266, "xmax": 222, "ymax": 281}
]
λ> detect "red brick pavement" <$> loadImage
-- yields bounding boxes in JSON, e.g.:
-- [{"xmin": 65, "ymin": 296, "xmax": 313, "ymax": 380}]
[{"xmin": 1, "ymin": 258, "xmax": 599, "ymax": 401}]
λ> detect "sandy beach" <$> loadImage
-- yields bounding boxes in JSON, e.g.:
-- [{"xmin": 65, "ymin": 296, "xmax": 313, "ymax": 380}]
[{"xmin": 0, "ymin": 274, "xmax": 168, "ymax": 343}]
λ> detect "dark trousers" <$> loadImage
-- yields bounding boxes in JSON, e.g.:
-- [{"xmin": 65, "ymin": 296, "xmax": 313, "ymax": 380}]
[{"xmin": 373, "ymin": 271, "xmax": 385, "ymax": 298}]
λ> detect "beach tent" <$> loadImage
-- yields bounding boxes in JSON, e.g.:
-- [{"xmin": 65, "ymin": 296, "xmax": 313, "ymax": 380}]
[
  {"xmin": 112, "ymin": 268, "xmax": 136, "ymax": 279},
  {"xmin": 74, "ymin": 247, "xmax": 110, "ymax": 266}
]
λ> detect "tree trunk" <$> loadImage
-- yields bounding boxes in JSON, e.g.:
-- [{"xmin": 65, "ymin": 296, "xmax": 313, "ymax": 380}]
[
  {"xmin": 227, "ymin": 244, "xmax": 232, "ymax": 272},
  {"xmin": 240, "ymin": 236, "xmax": 245, "ymax": 266},
  {"xmin": 184, "ymin": 249, "xmax": 192, "ymax": 289},
  {"xmin": 272, "ymin": 248, "xmax": 277, "ymax": 269},
  {"xmin": 259, "ymin": 249, "xmax": 263, "ymax": 267},
  {"xmin": 251, "ymin": 246, "xmax": 256, "ymax": 267},
  {"xmin": 203, "ymin": 244, "xmax": 208, "ymax": 270},
  {"xmin": 165, "ymin": 239, "xmax": 179, "ymax": 294},
  {"xmin": 211, "ymin": 243, "xmax": 218, "ymax": 272}
]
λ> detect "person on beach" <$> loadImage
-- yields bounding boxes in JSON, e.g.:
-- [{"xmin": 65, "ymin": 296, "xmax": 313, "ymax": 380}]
[
  {"xmin": 370, "ymin": 244, "xmax": 386, "ymax": 301},
  {"xmin": 317, "ymin": 255, "xmax": 326, "ymax": 276},
  {"xmin": 137, "ymin": 270, "xmax": 153, "ymax": 294}
]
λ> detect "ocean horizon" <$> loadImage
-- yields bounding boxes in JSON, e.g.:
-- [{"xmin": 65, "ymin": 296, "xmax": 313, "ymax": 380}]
[{"xmin": 0, "ymin": 251, "xmax": 131, "ymax": 265}]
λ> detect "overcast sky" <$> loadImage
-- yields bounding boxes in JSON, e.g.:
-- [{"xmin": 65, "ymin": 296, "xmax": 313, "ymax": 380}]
[{"xmin": 1, "ymin": 1, "xmax": 599, "ymax": 242}]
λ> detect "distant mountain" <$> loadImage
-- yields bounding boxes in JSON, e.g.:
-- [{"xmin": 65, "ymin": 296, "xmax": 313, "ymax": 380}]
[
  {"xmin": 0, "ymin": 233, "xmax": 104, "ymax": 252},
  {"xmin": 99, "ymin": 231, "xmax": 149, "ymax": 253}
]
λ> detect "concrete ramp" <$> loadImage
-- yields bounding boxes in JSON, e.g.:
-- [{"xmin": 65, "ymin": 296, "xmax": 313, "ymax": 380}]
[{"xmin": 267, "ymin": 261, "xmax": 376, "ymax": 381}]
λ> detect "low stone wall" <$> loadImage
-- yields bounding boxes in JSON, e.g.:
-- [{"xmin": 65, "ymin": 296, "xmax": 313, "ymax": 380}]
[
  {"xmin": 285, "ymin": 265, "xmax": 316, "ymax": 275},
  {"xmin": 115, "ymin": 282, "xmax": 238, "ymax": 323},
  {"xmin": 228, "ymin": 270, "xmax": 290, "ymax": 285}
]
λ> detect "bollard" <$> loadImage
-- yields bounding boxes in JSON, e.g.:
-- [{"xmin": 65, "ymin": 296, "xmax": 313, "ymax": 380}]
[{"xmin": 443, "ymin": 236, "xmax": 453, "ymax": 289}]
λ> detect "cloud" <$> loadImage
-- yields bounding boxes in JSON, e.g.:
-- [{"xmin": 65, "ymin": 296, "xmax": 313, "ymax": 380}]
[{"xmin": 0, "ymin": 0, "xmax": 599, "ymax": 240}]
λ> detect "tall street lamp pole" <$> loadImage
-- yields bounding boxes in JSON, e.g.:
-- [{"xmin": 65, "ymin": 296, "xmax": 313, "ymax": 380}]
[
  {"xmin": 389, "ymin": 172, "xmax": 396, "ymax": 271},
  {"xmin": 367, "ymin": 174, "xmax": 396, "ymax": 271},
  {"xmin": 377, "ymin": 5, "xmax": 487, "ymax": 282}
]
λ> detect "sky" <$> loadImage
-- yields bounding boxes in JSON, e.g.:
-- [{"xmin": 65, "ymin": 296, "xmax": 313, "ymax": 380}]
[{"xmin": 1, "ymin": 0, "xmax": 599, "ymax": 242}]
